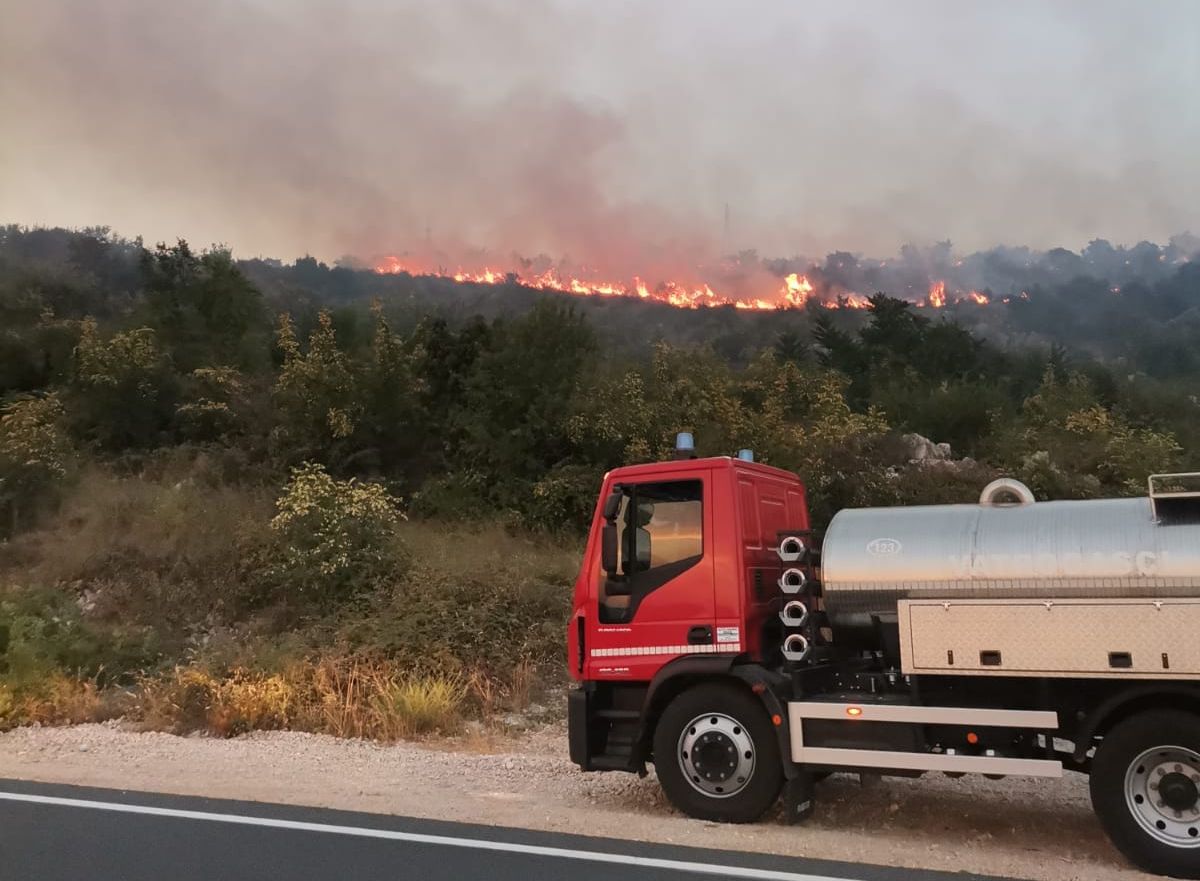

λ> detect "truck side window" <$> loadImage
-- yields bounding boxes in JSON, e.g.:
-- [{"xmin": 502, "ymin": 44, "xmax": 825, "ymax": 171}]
[{"xmin": 600, "ymin": 480, "xmax": 703, "ymax": 623}]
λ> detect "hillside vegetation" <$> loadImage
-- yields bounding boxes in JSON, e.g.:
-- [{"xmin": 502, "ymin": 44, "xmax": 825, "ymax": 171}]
[{"xmin": 0, "ymin": 225, "xmax": 1194, "ymax": 736}]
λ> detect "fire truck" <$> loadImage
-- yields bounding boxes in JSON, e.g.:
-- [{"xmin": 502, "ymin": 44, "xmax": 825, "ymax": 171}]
[{"xmin": 566, "ymin": 434, "xmax": 1200, "ymax": 878}]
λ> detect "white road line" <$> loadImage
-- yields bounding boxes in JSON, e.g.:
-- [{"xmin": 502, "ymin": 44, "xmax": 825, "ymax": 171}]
[{"xmin": 0, "ymin": 790, "xmax": 859, "ymax": 881}]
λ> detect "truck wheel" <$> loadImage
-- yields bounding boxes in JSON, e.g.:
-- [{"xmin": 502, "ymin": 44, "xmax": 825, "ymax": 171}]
[
  {"xmin": 652, "ymin": 682, "xmax": 783, "ymax": 823},
  {"xmin": 1090, "ymin": 709, "xmax": 1200, "ymax": 879}
]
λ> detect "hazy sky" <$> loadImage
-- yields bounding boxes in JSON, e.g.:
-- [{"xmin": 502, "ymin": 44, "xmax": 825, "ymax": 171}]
[{"xmin": 2, "ymin": 0, "xmax": 1198, "ymax": 267}]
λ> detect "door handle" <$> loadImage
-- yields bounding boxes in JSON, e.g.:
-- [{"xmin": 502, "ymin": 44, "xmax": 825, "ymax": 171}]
[{"xmin": 687, "ymin": 625, "xmax": 713, "ymax": 645}]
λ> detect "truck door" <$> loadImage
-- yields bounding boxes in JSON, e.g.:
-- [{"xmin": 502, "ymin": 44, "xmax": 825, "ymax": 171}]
[{"xmin": 587, "ymin": 474, "xmax": 716, "ymax": 680}]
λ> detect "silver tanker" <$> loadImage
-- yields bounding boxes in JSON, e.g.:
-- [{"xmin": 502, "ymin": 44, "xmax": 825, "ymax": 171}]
[{"xmin": 820, "ymin": 475, "xmax": 1200, "ymax": 635}]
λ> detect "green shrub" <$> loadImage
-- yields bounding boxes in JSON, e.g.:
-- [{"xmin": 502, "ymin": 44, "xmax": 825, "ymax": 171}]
[
  {"xmin": 341, "ymin": 562, "xmax": 569, "ymax": 676},
  {"xmin": 266, "ymin": 462, "xmax": 406, "ymax": 603},
  {"xmin": 0, "ymin": 586, "xmax": 158, "ymax": 688},
  {"xmin": 371, "ymin": 673, "xmax": 467, "ymax": 737},
  {"xmin": 0, "ymin": 585, "xmax": 157, "ymax": 729},
  {"xmin": 68, "ymin": 319, "xmax": 178, "ymax": 450},
  {"xmin": 407, "ymin": 471, "xmax": 491, "ymax": 521},
  {"xmin": 0, "ymin": 393, "xmax": 72, "ymax": 534},
  {"xmin": 525, "ymin": 463, "xmax": 603, "ymax": 533}
]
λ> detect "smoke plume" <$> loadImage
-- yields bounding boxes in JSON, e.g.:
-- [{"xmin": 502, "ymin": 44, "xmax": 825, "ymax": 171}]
[{"xmin": 2, "ymin": 1, "xmax": 1198, "ymax": 274}]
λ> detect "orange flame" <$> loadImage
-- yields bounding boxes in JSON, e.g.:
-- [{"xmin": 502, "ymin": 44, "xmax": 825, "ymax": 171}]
[
  {"xmin": 927, "ymin": 280, "xmax": 946, "ymax": 308},
  {"xmin": 823, "ymin": 293, "xmax": 873, "ymax": 310},
  {"xmin": 373, "ymin": 256, "xmax": 837, "ymax": 311},
  {"xmin": 967, "ymin": 290, "xmax": 989, "ymax": 305},
  {"xmin": 375, "ymin": 255, "xmax": 409, "ymax": 274},
  {"xmin": 783, "ymin": 272, "xmax": 813, "ymax": 308}
]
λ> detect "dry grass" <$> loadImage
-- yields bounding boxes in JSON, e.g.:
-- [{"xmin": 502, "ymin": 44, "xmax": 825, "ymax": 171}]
[
  {"xmin": 0, "ymin": 672, "xmax": 112, "ymax": 729},
  {"xmin": 14, "ymin": 468, "xmax": 273, "ymax": 588},
  {"xmin": 396, "ymin": 519, "xmax": 580, "ymax": 586},
  {"xmin": 505, "ymin": 657, "xmax": 535, "ymax": 712},
  {"xmin": 0, "ymin": 467, "xmax": 573, "ymax": 741},
  {"xmin": 132, "ymin": 658, "xmax": 467, "ymax": 740},
  {"xmin": 467, "ymin": 669, "xmax": 501, "ymax": 718}
]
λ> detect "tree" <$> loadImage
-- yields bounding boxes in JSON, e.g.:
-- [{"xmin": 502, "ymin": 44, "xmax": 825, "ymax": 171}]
[
  {"xmin": 990, "ymin": 369, "xmax": 1180, "ymax": 498},
  {"xmin": 774, "ymin": 329, "xmax": 809, "ymax": 366},
  {"xmin": 358, "ymin": 303, "xmax": 421, "ymax": 477},
  {"xmin": 141, "ymin": 241, "xmax": 267, "ymax": 372},
  {"xmin": 173, "ymin": 366, "xmax": 251, "ymax": 443},
  {"xmin": 269, "ymin": 311, "xmax": 361, "ymax": 468},
  {"xmin": 456, "ymin": 300, "xmax": 597, "ymax": 505},
  {"xmin": 69, "ymin": 319, "xmax": 177, "ymax": 449},
  {"xmin": 812, "ymin": 312, "xmax": 868, "ymax": 402}
]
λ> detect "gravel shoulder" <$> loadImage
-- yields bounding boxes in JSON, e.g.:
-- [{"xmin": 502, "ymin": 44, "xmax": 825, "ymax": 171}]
[{"xmin": 0, "ymin": 721, "xmax": 1162, "ymax": 881}]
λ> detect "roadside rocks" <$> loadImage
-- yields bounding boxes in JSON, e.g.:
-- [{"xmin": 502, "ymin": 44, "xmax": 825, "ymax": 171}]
[{"xmin": 899, "ymin": 432, "xmax": 953, "ymax": 463}]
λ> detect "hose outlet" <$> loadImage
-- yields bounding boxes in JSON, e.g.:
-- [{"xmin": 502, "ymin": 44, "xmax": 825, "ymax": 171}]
[
  {"xmin": 779, "ymin": 599, "xmax": 809, "ymax": 627},
  {"xmin": 777, "ymin": 536, "xmax": 806, "ymax": 562},
  {"xmin": 778, "ymin": 567, "xmax": 807, "ymax": 594},
  {"xmin": 782, "ymin": 633, "xmax": 811, "ymax": 662}
]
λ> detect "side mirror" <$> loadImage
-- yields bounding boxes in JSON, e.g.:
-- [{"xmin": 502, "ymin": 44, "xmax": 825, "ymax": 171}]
[
  {"xmin": 602, "ymin": 491, "xmax": 622, "ymax": 521},
  {"xmin": 601, "ymin": 523, "xmax": 619, "ymax": 577}
]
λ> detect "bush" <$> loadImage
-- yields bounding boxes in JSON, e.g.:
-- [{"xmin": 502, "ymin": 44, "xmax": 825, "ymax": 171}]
[
  {"xmin": 525, "ymin": 463, "xmax": 603, "ymax": 533},
  {"xmin": 0, "ymin": 393, "xmax": 72, "ymax": 534},
  {"xmin": 136, "ymin": 665, "xmax": 302, "ymax": 737},
  {"xmin": 68, "ymin": 319, "xmax": 178, "ymax": 450},
  {"xmin": 266, "ymin": 462, "xmax": 407, "ymax": 603},
  {"xmin": 133, "ymin": 659, "xmax": 465, "ymax": 740},
  {"xmin": 342, "ymin": 562, "xmax": 569, "ymax": 676},
  {"xmin": 0, "ymin": 586, "xmax": 158, "ymax": 688},
  {"xmin": 407, "ymin": 471, "xmax": 492, "ymax": 522},
  {"xmin": 370, "ymin": 673, "xmax": 466, "ymax": 737},
  {"xmin": 136, "ymin": 666, "xmax": 221, "ymax": 733},
  {"xmin": 0, "ymin": 672, "xmax": 107, "ymax": 729},
  {"xmin": 0, "ymin": 585, "xmax": 151, "ymax": 730}
]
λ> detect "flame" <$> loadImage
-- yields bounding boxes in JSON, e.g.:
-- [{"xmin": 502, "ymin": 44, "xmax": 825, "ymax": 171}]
[
  {"xmin": 927, "ymin": 280, "xmax": 946, "ymax": 308},
  {"xmin": 783, "ymin": 272, "xmax": 813, "ymax": 308},
  {"xmin": 373, "ymin": 255, "xmax": 833, "ymax": 311},
  {"xmin": 967, "ymin": 290, "xmax": 989, "ymax": 305},
  {"xmin": 375, "ymin": 255, "xmax": 409, "ymax": 274},
  {"xmin": 822, "ymin": 293, "xmax": 872, "ymax": 310}
]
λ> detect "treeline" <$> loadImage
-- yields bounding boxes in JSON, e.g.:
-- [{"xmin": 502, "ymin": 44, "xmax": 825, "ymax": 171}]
[
  {"xmin": 1, "ymin": 225, "xmax": 1195, "ymax": 538},
  {"xmin": 0, "ymin": 223, "xmax": 1195, "ymax": 735}
]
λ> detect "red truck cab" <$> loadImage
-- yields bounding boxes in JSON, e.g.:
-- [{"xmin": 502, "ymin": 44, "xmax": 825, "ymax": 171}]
[
  {"xmin": 568, "ymin": 455, "xmax": 808, "ymax": 683},
  {"xmin": 566, "ymin": 453, "xmax": 811, "ymax": 777}
]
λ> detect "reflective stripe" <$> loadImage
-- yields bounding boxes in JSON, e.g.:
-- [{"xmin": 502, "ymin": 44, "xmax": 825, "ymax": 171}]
[
  {"xmin": 789, "ymin": 701, "xmax": 1058, "ymax": 728},
  {"xmin": 590, "ymin": 643, "xmax": 741, "ymax": 658},
  {"xmin": 793, "ymin": 746, "xmax": 1063, "ymax": 777}
]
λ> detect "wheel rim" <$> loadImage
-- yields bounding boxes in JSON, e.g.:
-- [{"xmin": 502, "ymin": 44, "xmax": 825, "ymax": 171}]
[
  {"xmin": 677, "ymin": 712, "xmax": 756, "ymax": 798},
  {"xmin": 1124, "ymin": 745, "xmax": 1200, "ymax": 848}
]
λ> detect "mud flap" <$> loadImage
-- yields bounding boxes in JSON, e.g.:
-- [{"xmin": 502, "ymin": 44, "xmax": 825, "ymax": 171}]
[{"xmin": 783, "ymin": 771, "xmax": 815, "ymax": 824}]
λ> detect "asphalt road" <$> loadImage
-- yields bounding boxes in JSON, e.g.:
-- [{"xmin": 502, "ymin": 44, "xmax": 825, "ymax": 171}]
[{"xmin": 0, "ymin": 779, "xmax": 1018, "ymax": 881}]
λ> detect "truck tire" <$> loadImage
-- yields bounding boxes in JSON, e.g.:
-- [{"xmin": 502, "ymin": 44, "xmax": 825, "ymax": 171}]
[
  {"xmin": 1089, "ymin": 709, "xmax": 1200, "ymax": 879},
  {"xmin": 652, "ymin": 682, "xmax": 783, "ymax": 823}
]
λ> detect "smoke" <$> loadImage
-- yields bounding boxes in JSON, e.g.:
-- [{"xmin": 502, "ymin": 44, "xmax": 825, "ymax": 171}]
[{"xmin": 2, "ymin": 1, "xmax": 1199, "ymax": 271}]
